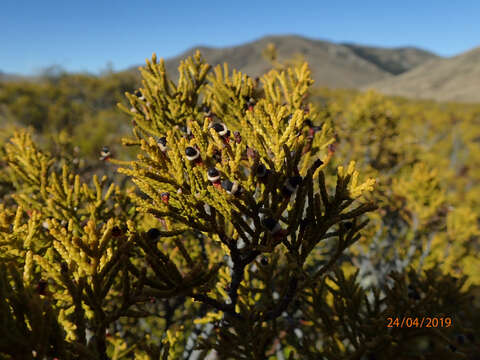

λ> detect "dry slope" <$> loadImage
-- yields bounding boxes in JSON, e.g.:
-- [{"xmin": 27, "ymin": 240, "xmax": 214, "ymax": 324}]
[
  {"xmin": 365, "ymin": 47, "xmax": 480, "ymax": 103},
  {"xmin": 138, "ymin": 35, "xmax": 438, "ymax": 89}
]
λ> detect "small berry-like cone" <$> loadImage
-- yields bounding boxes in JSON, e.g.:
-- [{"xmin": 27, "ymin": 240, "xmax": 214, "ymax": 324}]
[
  {"xmin": 328, "ymin": 143, "xmax": 336, "ymax": 156},
  {"xmin": 35, "ymin": 279, "xmax": 51, "ymax": 297},
  {"xmin": 161, "ymin": 193, "xmax": 170, "ymax": 205},
  {"xmin": 147, "ymin": 228, "xmax": 161, "ymax": 240},
  {"xmin": 111, "ymin": 226, "xmax": 123, "ymax": 237}
]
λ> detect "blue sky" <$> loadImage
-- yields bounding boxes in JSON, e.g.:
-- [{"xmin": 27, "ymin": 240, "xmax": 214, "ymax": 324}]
[{"xmin": 2, "ymin": 0, "xmax": 479, "ymax": 75}]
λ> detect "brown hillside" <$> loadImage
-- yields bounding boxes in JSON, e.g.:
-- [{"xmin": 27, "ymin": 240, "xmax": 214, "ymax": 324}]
[
  {"xmin": 341, "ymin": 43, "xmax": 439, "ymax": 75},
  {"xmin": 365, "ymin": 47, "xmax": 480, "ymax": 103},
  {"xmin": 135, "ymin": 35, "xmax": 437, "ymax": 89}
]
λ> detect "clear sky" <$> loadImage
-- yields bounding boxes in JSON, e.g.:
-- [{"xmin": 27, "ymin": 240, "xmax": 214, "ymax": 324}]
[{"xmin": 2, "ymin": 0, "xmax": 479, "ymax": 75}]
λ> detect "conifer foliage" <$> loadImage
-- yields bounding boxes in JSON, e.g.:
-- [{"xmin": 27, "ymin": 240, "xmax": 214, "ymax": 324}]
[
  {"xmin": 115, "ymin": 51, "xmax": 376, "ymax": 358},
  {"xmin": 0, "ymin": 50, "xmax": 478, "ymax": 360}
]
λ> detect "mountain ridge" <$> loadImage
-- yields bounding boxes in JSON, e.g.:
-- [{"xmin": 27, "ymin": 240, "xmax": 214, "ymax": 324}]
[
  {"xmin": 7, "ymin": 35, "xmax": 480, "ymax": 103},
  {"xmin": 149, "ymin": 34, "xmax": 439, "ymax": 90},
  {"xmin": 365, "ymin": 46, "xmax": 480, "ymax": 103}
]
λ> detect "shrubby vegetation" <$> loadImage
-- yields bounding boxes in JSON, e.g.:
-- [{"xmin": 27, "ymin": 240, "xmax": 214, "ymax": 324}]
[{"xmin": 0, "ymin": 47, "xmax": 479, "ymax": 359}]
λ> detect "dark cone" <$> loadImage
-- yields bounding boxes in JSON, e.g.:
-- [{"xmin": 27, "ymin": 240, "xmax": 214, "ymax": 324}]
[
  {"xmin": 211, "ymin": 122, "xmax": 228, "ymax": 136},
  {"xmin": 208, "ymin": 168, "xmax": 219, "ymax": 177},
  {"xmin": 158, "ymin": 137, "xmax": 167, "ymax": 151},
  {"xmin": 135, "ymin": 90, "xmax": 146, "ymax": 101},
  {"xmin": 147, "ymin": 228, "xmax": 161, "ymax": 240},
  {"xmin": 100, "ymin": 146, "xmax": 111, "ymax": 160},
  {"xmin": 185, "ymin": 147, "xmax": 200, "ymax": 161},
  {"xmin": 221, "ymin": 179, "xmax": 233, "ymax": 193},
  {"xmin": 36, "ymin": 280, "xmax": 48, "ymax": 295},
  {"xmin": 255, "ymin": 164, "xmax": 268, "ymax": 178},
  {"xmin": 111, "ymin": 226, "xmax": 123, "ymax": 237},
  {"xmin": 208, "ymin": 168, "xmax": 220, "ymax": 182},
  {"xmin": 221, "ymin": 179, "xmax": 241, "ymax": 195}
]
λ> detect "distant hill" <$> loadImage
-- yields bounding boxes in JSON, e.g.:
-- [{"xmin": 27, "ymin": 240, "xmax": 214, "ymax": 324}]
[
  {"xmin": 341, "ymin": 43, "xmax": 439, "ymax": 75},
  {"xmin": 14, "ymin": 34, "xmax": 480, "ymax": 103},
  {"xmin": 0, "ymin": 71, "xmax": 27, "ymax": 82},
  {"xmin": 364, "ymin": 46, "xmax": 480, "ymax": 103},
  {"xmin": 133, "ymin": 35, "xmax": 439, "ymax": 90}
]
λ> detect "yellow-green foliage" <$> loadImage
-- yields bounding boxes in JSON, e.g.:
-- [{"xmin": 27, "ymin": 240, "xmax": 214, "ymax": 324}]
[
  {"xmin": 0, "ymin": 71, "xmax": 138, "ymax": 131},
  {"xmin": 0, "ymin": 70, "xmax": 139, "ymax": 164},
  {"xmin": 310, "ymin": 86, "xmax": 479, "ymax": 288},
  {"xmin": 0, "ymin": 49, "xmax": 479, "ymax": 360}
]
